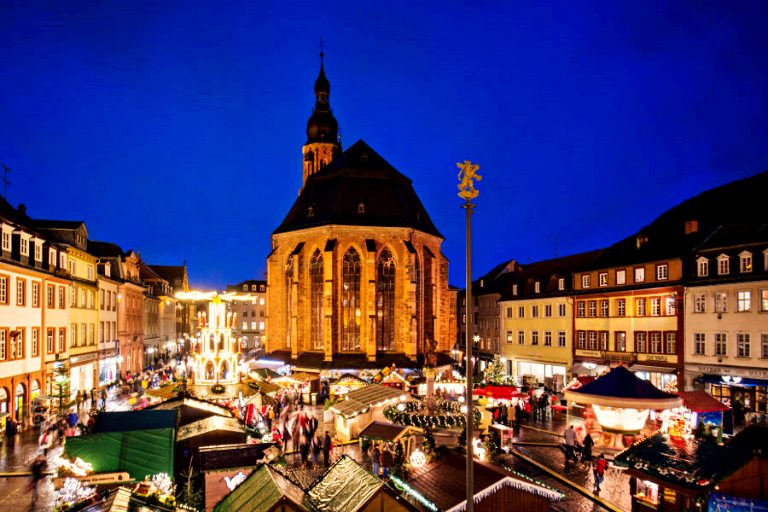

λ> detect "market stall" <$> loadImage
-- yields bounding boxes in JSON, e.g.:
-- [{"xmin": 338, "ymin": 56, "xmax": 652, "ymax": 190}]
[
  {"xmin": 675, "ymin": 390, "xmax": 729, "ymax": 442},
  {"xmin": 330, "ymin": 373, "xmax": 368, "ymax": 398}
]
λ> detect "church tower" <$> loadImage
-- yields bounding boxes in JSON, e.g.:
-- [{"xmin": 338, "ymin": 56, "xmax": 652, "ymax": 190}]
[{"xmin": 302, "ymin": 49, "xmax": 340, "ymax": 186}]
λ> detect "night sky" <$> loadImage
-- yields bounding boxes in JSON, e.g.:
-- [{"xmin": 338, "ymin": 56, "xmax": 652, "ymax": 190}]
[{"xmin": 2, "ymin": 2, "xmax": 767, "ymax": 290}]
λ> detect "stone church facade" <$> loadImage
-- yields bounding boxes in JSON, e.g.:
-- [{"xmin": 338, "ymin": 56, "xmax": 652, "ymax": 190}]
[{"xmin": 265, "ymin": 57, "xmax": 452, "ymax": 369}]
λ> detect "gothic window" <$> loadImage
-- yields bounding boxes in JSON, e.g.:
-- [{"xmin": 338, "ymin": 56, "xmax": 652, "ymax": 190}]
[
  {"xmin": 341, "ymin": 248, "xmax": 361, "ymax": 350},
  {"xmin": 423, "ymin": 253, "xmax": 435, "ymax": 343},
  {"xmin": 285, "ymin": 258, "xmax": 294, "ymax": 349},
  {"xmin": 205, "ymin": 361, "xmax": 215, "ymax": 380},
  {"xmin": 414, "ymin": 254, "xmax": 422, "ymax": 348},
  {"xmin": 208, "ymin": 334, "xmax": 215, "ymax": 352},
  {"xmin": 376, "ymin": 249, "xmax": 396, "ymax": 351},
  {"xmin": 220, "ymin": 360, "xmax": 229, "ymax": 380},
  {"xmin": 310, "ymin": 250, "xmax": 324, "ymax": 350}
]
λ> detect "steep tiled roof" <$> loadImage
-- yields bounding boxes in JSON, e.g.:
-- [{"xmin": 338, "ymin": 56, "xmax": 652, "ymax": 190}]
[
  {"xmin": 87, "ymin": 240, "xmax": 125, "ymax": 257},
  {"xmin": 149, "ymin": 265, "xmax": 184, "ymax": 282},
  {"xmin": 274, "ymin": 140, "xmax": 442, "ymax": 238}
]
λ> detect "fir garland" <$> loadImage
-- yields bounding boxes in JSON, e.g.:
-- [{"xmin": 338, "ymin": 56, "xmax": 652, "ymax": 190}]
[{"xmin": 384, "ymin": 399, "xmax": 481, "ymax": 430}]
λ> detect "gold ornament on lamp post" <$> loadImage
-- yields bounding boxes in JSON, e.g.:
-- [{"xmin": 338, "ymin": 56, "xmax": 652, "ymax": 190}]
[{"xmin": 458, "ymin": 160, "xmax": 481, "ymax": 512}]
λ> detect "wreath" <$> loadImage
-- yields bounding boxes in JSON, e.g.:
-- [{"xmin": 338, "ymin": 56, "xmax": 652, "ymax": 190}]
[{"xmin": 211, "ymin": 384, "xmax": 226, "ymax": 394}]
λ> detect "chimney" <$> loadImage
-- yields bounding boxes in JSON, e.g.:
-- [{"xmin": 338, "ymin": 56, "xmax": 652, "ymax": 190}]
[
  {"xmin": 17, "ymin": 203, "xmax": 26, "ymax": 216},
  {"xmin": 684, "ymin": 220, "xmax": 698, "ymax": 235}
]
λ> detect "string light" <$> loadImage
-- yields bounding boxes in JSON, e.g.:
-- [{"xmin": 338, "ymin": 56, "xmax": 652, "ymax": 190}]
[{"xmin": 390, "ymin": 475, "xmax": 439, "ymax": 512}]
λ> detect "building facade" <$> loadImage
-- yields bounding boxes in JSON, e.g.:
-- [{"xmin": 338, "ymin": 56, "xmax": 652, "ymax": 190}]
[{"xmin": 225, "ymin": 279, "xmax": 267, "ymax": 354}]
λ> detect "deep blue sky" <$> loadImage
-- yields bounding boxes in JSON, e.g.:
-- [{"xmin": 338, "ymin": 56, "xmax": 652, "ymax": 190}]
[{"xmin": 2, "ymin": 2, "xmax": 767, "ymax": 290}]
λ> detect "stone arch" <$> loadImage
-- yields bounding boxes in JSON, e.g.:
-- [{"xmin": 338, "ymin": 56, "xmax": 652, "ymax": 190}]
[
  {"xmin": 220, "ymin": 360, "xmax": 230, "ymax": 380},
  {"xmin": 340, "ymin": 246, "xmax": 362, "ymax": 351}
]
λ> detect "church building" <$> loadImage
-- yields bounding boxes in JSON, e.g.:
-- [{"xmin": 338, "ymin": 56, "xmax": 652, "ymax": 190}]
[{"xmin": 265, "ymin": 55, "xmax": 454, "ymax": 372}]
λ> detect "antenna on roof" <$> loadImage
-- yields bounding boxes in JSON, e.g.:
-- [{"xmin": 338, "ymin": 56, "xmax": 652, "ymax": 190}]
[{"xmin": 1, "ymin": 164, "xmax": 10, "ymax": 200}]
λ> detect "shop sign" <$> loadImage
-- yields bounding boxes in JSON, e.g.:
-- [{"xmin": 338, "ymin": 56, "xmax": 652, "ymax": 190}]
[
  {"xmin": 70, "ymin": 352, "xmax": 99, "ymax": 365},
  {"xmin": 603, "ymin": 351, "xmax": 636, "ymax": 363},
  {"xmin": 638, "ymin": 354, "xmax": 677, "ymax": 364},
  {"xmin": 54, "ymin": 472, "xmax": 131, "ymax": 488},
  {"xmin": 575, "ymin": 350, "xmax": 601, "ymax": 358},
  {"xmin": 687, "ymin": 364, "xmax": 768, "ymax": 379}
]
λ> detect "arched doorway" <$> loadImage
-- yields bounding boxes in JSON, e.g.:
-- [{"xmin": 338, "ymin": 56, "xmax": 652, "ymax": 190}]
[
  {"xmin": 15, "ymin": 383, "xmax": 26, "ymax": 422},
  {"xmin": 30, "ymin": 379, "xmax": 40, "ymax": 403}
]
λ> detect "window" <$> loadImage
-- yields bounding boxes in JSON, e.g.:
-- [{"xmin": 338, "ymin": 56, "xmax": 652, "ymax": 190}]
[
  {"xmin": 577, "ymin": 302, "xmax": 585, "ymax": 318},
  {"xmin": 737, "ymin": 291, "xmax": 751, "ymax": 312},
  {"xmin": 88, "ymin": 290, "xmax": 94, "ymax": 308},
  {"xmin": 59, "ymin": 287, "xmax": 65, "ymax": 308},
  {"xmin": 656, "ymin": 264, "xmax": 669, "ymax": 281},
  {"xmin": 715, "ymin": 333, "xmax": 727, "ymax": 356},
  {"xmin": 599, "ymin": 273, "xmax": 608, "ymax": 287},
  {"xmin": 506, "ymin": 330, "xmax": 513, "ymax": 343},
  {"xmin": 665, "ymin": 332, "xmax": 676, "ymax": 354},
  {"xmin": 531, "ymin": 305, "xmax": 539, "ymax": 318},
  {"xmin": 651, "ymin": 297, "xmax": 661, "ymax": 316},
  {"xmin": 600, "ymin": 300, "xmax": 609, "ymax": 317},
  {"xmin": 531, "ymin": 331, "xmax": 539, "ymax": 345},
  {"xmin": 697, "ymin": 258, "xmax": 709, "ymax": 277},
  {"xmin": 15, "ymin": 329, "xmax": 24, "ymax": 358},
  {"xmin": 513, "ymin": 284, "xmax": 518, "ymax": 295},
  {"xmin": 762, "ymin": 334, "xmax": 768, "ymax": 359},
  {"xmin": 32, "ymin": 282, "xmax": 40, "ymax": 307},
  {"xmin": 100, "ymin": 290, "xmax": 105, "ymax": 309},
  {"xmin": 34, "ymin": 243, "xmax": 42, "ymax": 261},
  {"xmin": 761, "ymin": 290, "xmax": 768, "ymax": 312},
  {"xmin": 242, "ymin": 322, "xmax": 248, "ymax": 330},
  {"xmin": 251, "ymin": 321, "xmax": 257, "ymax": 330},
  {"xmin": 506, "ymin": 307, "xmax": 513, "ymax": 318},
  {"xmin": 693, "ymin": 294, "xmax": 705, "ymax": 313},
  {"xmin": 47, "ymin": 285, "xmax": 55, "ymax": 308},
  {"xmin": 545, "ymin": 304, "xmax": 552, "ymax": 317},
  {"xmin": 615, "ymin": 332, "xmax": 626, "ymax": 352},
  {"xmin": 80, "ymin": 289, "xmax": 86, "ymax": 307},
  {"xmin": 47, "ymin": 328, "xmax": 55, "ymax": 354},
  {"xmin": 577, "ymin": 331, "xmax": 586, "ymax": 350},
  {"xmin": 31, "ymin": 328, "xmax": 39, "ymax": 356},
  {"xmin": 0, "ymin": 330, "xmax": 5, "ymax": 359},
  {"xmin": 740, "ymin": 252, "xmax": 753, "ymax": 273},
  {"xmin": 558, "ymin": 331, "xmax": 566, "ymax": 347},
  {"xmin": 259, "ymin": 321, "xmax": 265, "ymax": 330},
  {"xmin": 87, "ymin": 265, "xmax": 94, "ymax": 280},
  {"xmin": 1, "ymin": 231, "xmax": 9, "ymax": 251},
  {"xmin": 650, "ymin": 332, "xmax": 662, "ymax": 353},
  {"xmin": 534, "ymin": 281, "xmax": 540, "ymax": 293},
  {"xmin": 20, "ymin": 237, "xmax": 29, "ymax": 256},
  {"xmin": 634, "ymin": 267, "xmax": 645, "ymax": 283},
  {"xmin": 558, "ymin": 278, "xmax": 565, "ymax": 291},
  {"xmin": 694, "ymin": 333, "xmax": 706, "ymax": 355},
  {"xmin": 544, "ymin": 331, "xmax": 552, "ymax": 346},
  {"xmin": 636, "ymin": 298, "xmax": 646, "ymax": 316},
  {"xmin": 616, "ymin": 269, "xmax": 626, "ymax": 285},
  {"xmin": 70, "ymin": 287, "xmax": 76, "ymax": 307},
  {"xmin": 715, "ymin": 292, "xmax": 728, "ymax": 313},
  {"xmin": 69, "ymin": 260, "xmax": 76, "ymax": 275},
  {"xmin": 58, "ymin": 328, "xmax": 65, "ymax": 352},
  {"xmin": 81, "ymin": 324, "xmax": 86, "ymax": 346},
  {"xmin": 599, "ymin": 331, "xmax": 608, "ymax": 351},
  {"xmin": 310, "ymin": 250, "xmax": 325, "ymax": 350},
  {"xmin": 617, "ymin": 299, "xmax": 626, "ymax": 317},
  {"xmin": 588, "ymin": 301, "xmax": 596, "ymax": 317},
  {"xmin": 71, "ymin": 323, "xmax": 78, "ymax": 347},
  {"xmin": 588, "ymin": 331, "xmax": 597, "ymax": 350},
  {"xmin": 518, "ymin": 306, "xmax": 525, "ymax": 318},
  {"xmin": 88, "ymin": 324, "xmax": 94, "ymax": 345},
  {"xmin": 517, "ymin": 331, "xmax": 525, "ymax": 345},
  {"xmin": 16, "ymin": 278, "xmax": 26, "ymax": 306},
  {"xmin": 558, "ymin": 304, "xmax": 566, "ymax": 317},
  {"xmin": 59, "ymin": 253, "xmax": 66, "ymax": 269},
  {"xmin": 581, "ymin": 274, "xmax": 591, "ymax": 288},
  {"xmin": 636, "ymin": 332, "xmax": 647, "ymax": 353},
  {"xmin": 733, "ymin": 333, "xmax": 751, "ymax": 358},
  {"xmin": 375, "ymin": 249, "xmax": 395, "ymax": 351},
  {"xmin": 341, "ymin": 248, "xmax": 361, "ymax": 351},
  {"xmin": 0, "ymin": 275, "xmax": 7, "ymax": 304},
  {"xmin": 717, "ymin": 255, "xmax": 729, "ymax": 275}
]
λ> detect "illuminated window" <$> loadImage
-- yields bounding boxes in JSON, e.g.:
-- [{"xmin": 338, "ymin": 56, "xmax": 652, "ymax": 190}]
[
  {"xmin": 598, "ymin": 273, "xmax": 608, "ymax": 287},
  {"xmin": 1, "ymin": 231, "xmax": 9, "ymax": 251},
  {"xmin": 513, "ymin": 284, "xmax": 518, "ymax": 295},
  {"xmin": 557, "ymin": 278, "xmax": 565, "ymax": 290},
  {"xmin": 616, "ymin": 269, "xmax": 626, "ymax": 285},
  {"xmin": 697, "ymin": 257, "xmax": 709, "ymax": 277},
  {"xmin": 715, "ymin": 292, "xmax": 728, "ymax": 313},
  {"xmin": 506, "ymin": 330, "xmax": 513, "ymax": 343},
  {"xmin": 761, "ymin": 289, "xmax": 768, "ymax": 312},
  {"xmin": 310, "ymin": 250, "xmax": 324, "ymax": 350},
  {"xmin": 341, "ymin": 248, "xmax": 361, "ymax": 351},
  {"xmin": 737, "ymin": 291, "xmax": 751, "ymax": 312},
  {"xmin": 740, "ymin": 252, "xmax": 752, "ymax": 273},
  {"xmin": 717, "ymin": 254, "xmax": 729, "ymax": 275},
  {"xmin": 259, "ymin": 321, "xmax": 265, "ymax": 330},
  {"xmin": 20, "ymin": 237, "xmax": 29, "ymax": 256},
  {"xmin": 656, "ymin": 264, "xmax": 668, "ymax": 281},
  {"xmin": 650, "ymin": 298, "xmax": 661, "ymax": 316},
  {"xmin": 534, "ymin": 281, "xmax": 540, "ymax": 293},
  {"xmin": 47, "ymin": 328, "xmax": 55, "ymax": 354},
  {"xmin": 376, "ymin": 249, "xmax": 395, "ymax": 351},
  {"xmin": 615, "ymin": 332, "xmax": 626, "ymax": 352},
  {"xmin": 737, "ymin": 333, "xmax": 750, "ymax": 357},
  {"xmin": 634, "ymin": 267, "xmax": 645, "ymax": 283}
]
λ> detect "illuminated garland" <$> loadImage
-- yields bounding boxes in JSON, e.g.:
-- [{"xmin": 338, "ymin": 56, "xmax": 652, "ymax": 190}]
[
  {"xmin": 500, "ymin": 464, "xmax": 565, "ymax": 499},
  {"xmin": 384, "ymin": 400, "xmax": 481, "ymax": 430},
  {"xmin": 390, "ymin": 474, "xmax": 439, "ymax": 512}
]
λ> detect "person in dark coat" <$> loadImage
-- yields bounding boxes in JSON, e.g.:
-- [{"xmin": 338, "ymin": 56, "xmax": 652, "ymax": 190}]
[
  {"xmin": 582, "ymin": 432, "xmax": 594, "ymax": 462},
  {"xmin": 5, "ymin": 417, "xmax": 18, "ymax": 448},
  {"xmin": 322, "ymin": 430, "xmax": 332, "ymax": 466},
  {"xmin": 380, "ymin": 445, "xmax": 393, "ymax": 477}
]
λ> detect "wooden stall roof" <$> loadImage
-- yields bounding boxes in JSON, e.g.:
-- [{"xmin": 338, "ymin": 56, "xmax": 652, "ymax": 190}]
[
  {"xmin": 358, "ymin": 421, "xmax": 420, "ymax": 442},
  {"xmin": 213, "ymin": 464, "xmax": 306, "ymax": 512},
  {"xmin": 306, "ymin": 456, "xmax": 383, "ymax": 512},
  {"xmin": 330, "ymin": 384, "xmax": 408, "ymax": 418},
  {"xmin": 177, "ymin": 415, "xmax": 246, "ymax": 442}
]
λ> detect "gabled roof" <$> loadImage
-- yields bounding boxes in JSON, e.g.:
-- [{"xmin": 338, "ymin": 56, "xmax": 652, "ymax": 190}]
[
  {"xmin": 405, "ymin": 452, "xmax": 563, "ymax": 511},
  {"xmin": 274, "ymin": 140, "xmax": 442, "ymax": 238},
  {"xmin": 87, "ymin": 240, "xmax": 125, "ymax": 258},
  {"xmin": 358, "ymin": 421, "xmax": 416, "ymax": 442},
  {"xmin": 177, "ymin": 415, "xmax": 246, "ymax": 442},
  {"xmin": 213, "ymin": 464, "xmax": 306, "ymax": 512},
  {"xmin": 678, "ymin": 390, "xmax": 729, "ymax": 413},
  {"xmin": 30, "ymin": 219, "xmax": 85, "ymax": 230},
  {"xmin": 140, "ymin": 261, "xmax": 165, "ymax": 281},
  {"xmin": 331, "ymin": 384, "xmax": 408, "ymax": 418},
  {"xmin": 305, "ymin": 456, "xmax": 383, "ymax": 512},
  {"xmin": 148, "ymin": 264, "xmax": 185, "ymax": 283},
  {"xmin": 614, "ymin": 433, "xmax": 754, "ymax": 491}
]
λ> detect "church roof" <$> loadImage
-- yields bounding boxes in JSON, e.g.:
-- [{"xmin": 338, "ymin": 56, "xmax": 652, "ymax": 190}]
[{"xmin": 274, "ymin": 140, "xmax": 442, "ymax": 238}]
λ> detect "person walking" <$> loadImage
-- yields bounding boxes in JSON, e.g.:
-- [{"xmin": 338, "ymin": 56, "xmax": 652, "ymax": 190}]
[
  {"xmin": 564, "ymin": 424, "xmax": 577, "ymax": 463},
  {"xmin": 593, "ymin": 453, "xmax": 607, "ymax": 493},
  {"xmin": 582, "ymin": 432, "xmax": 594, "ymax": 462},
  {"xmin": 312, "ymin": 434, "xmax": 322, "ymax": 467},
  {"xmin": 5, "ymin": 417, "xmax": 18, "ymax": 448},
  {"xmin": 380, "ymin": 445, "xmax": 393, "ymax": 478},
  {"xmin": 100, "ymin": 388, "xmax": 108, "ymax": 411},
  {"xmin": 370, "ymin": 444, "xmax": 381, "ymax": 477},
  {"xmin": 322, "ymin": 430, "xmax": 332, "ymax": 467},
  {"xmin": 28, "ymin": 453, "xmax": 48, "ymax": 504}
]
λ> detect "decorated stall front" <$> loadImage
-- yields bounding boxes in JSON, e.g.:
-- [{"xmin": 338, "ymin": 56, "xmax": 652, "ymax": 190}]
[
  {"xmin": 330, "ymin": 373, "xmax": 368, "ymax": 398},
  {"xmin": 330, "ymin": 384, "xmax": 409, "ymax": 441},
  {"xmin": 674, "ymin": 390, "xmax": 729, "ymax": 442},
  {"xmin": 564, "ymin": 366, "xmax": 681, "ymax": 450}
]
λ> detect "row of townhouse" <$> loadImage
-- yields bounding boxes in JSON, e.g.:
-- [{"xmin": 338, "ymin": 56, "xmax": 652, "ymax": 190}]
[
  {"xmin": 458, "ymin": 171, "xmax": 768, "ymax": 416},
  {"xmin": 0, "ymin": 197, "xmax": 191, "ymax": 428}
]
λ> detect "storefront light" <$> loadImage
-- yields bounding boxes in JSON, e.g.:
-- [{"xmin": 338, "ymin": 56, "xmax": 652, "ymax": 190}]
[{"xmin": 592, "ymin": 404, "xmax": 649, "ymax": 433}]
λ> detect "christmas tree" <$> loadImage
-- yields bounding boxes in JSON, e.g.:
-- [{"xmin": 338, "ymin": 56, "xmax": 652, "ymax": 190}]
[{"xmin": 484, "ymin": 354, "xmax": 506, "ymax": 384}]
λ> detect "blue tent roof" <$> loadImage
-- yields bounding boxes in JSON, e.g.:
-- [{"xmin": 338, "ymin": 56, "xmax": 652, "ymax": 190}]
[
  {"xmin": 93, "ymin": 410, "xmax": 177, "ymax": 433},
  {"xmin": 571, "ymin": 366, "xmax": 677, "ymax": 400}
]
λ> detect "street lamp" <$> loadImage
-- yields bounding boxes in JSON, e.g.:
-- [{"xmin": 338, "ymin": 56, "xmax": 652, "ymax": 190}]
[
  {"xmin": 473, "ymin": 334, "xmax": 481, "ymax": 377},
  {"xmin": 458, "ymin": 159, "xmax": 481, "ymax": 512}
]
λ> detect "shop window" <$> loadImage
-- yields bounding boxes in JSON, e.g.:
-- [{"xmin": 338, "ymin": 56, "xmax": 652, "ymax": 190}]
[{"xmin": 635, "ymin": 479, "xmax": 659, "ymax": 505}]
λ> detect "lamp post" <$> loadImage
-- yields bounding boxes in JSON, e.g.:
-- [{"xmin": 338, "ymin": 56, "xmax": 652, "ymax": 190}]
[
  {"xmin": 473, "ymin": 334, "xmax": 481, "ymax": 378},
  {"xmin": 458, "ymin": 160, "xmax": 481, "ymax": 512}
]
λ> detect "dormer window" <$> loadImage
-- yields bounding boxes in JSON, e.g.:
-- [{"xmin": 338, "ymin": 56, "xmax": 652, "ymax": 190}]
[
  {"xmin": 557, "ymin": 277, "xmax": 565, "ymax": 291},
  {"xmin": 357, "ymin": 202, "xmax": 366, "ymax": 214},
  {"xmin": 581, "ymin": 274, "xmax": 591, "ymax": 288},
  {"xmin": 512, "ymin": 284, "xmax": 518, "ymax": 296},
  {"xmin": 34, "ymin": 242, "xmax": 42, "ymax": 261},
  {"xmin": 697, "ymin": 257, "xmax": 709, "ymax": 277},
  {"xmin": 717, "ymin": 254, "xmax": 730, "ymax": 275},
  {"xmin": 739, "ymin": 251, "xmax": 753, "ymax": 273},
  {"xmin": 105, "ymin": 262, "xmax": 111, "ymax": 278},
  {"xmin": 49, "ymin": 248, "xmax": 56, "ymax": 266},
  {"xmin": 243, "ymin": 284, "xmax": 248, "ymax": 291},
  {"xmin": 1, "ymin": 231, "xmax": 9, "ymax": 251},
  {"xmin": 598, "ymin": 272, "xmax": 608, "ymax": 287},
  {"xmin": 20, "ymin": 237, "xmax": 29, "ymax": 256},
  {"xmin": 307, "ymin": 206, "xmax": 314, "ymax": 218},
  {"xmin": 534, "ymin": 281, "xmax": 540, "ymax": 293},
  {"xmin": 251, "ymin": 284, "xmax": 257, "ymax": 291}
]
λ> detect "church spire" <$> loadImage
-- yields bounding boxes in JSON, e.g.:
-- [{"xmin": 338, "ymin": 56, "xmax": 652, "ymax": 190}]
[{"xmin": 302, "ymin": 41, "xmax": 340, "ymax": 187}]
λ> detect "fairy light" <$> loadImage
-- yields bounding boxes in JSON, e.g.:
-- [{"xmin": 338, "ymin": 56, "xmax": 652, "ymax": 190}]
[{"xmin": 390, "ymin": 475, "xmax": 439, "ymax": 512}]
